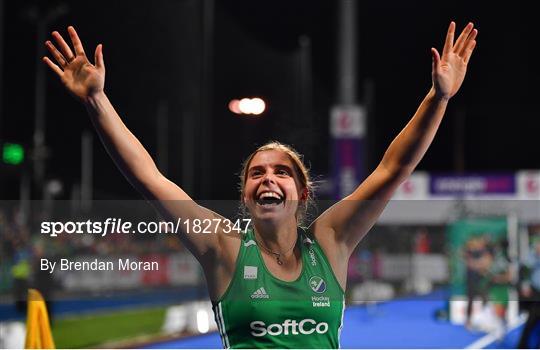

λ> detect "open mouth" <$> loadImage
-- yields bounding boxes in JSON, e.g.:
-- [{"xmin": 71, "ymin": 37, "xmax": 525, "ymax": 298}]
[{"xmin": 256, "ymin": 191, "xmax": 284, "ymax": 206}]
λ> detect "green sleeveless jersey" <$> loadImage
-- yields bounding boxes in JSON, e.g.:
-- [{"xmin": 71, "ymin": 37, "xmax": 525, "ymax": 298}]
[{"xmin": 213, "ymin": 227, "xmax": 345, "ymax": 349}]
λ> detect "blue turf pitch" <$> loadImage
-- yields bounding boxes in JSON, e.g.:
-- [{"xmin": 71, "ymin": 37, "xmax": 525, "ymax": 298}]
[{"xmin": 144, "ymin": 291, "xmax": 526, "ymax": 349}]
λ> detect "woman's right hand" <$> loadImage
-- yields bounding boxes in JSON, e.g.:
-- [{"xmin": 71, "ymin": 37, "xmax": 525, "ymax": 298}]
[{"xmin": 43, "ymin": 26, "xmax": 105, "ymax": 103}]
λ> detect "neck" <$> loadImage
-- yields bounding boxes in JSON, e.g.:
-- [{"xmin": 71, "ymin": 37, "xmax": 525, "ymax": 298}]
[{"xmin": 253, "ymin": 218, "xmax": 298, "ymax": 254}]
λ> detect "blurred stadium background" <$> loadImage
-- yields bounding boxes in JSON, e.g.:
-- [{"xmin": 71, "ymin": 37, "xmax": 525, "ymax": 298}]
[{"xmin": 1, "ymin": 0, "xmax": 539, "ymax": 348}]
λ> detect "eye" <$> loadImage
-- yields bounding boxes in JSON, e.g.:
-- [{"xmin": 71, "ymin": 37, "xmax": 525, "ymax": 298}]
[
  {"xmin": 250, "ymin": 170, "xmax": 262, "ymax": 178},
  {"xmin": 276, "ymin": 169, "xmax": 290, "ymax": 176}
]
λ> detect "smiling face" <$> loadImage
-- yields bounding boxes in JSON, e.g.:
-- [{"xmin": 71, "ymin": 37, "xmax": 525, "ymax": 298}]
[{"xmin": 242, "ymin": 150, "xmax": 307, "ymax": 224}]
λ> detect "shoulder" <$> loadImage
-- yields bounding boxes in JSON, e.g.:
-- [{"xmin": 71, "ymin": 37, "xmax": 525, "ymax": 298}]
[
  {"xmin": 299, "ymin": 226, "xmax": 315, "ymax": 244},
  {"xmin": 308, "ymin": 220, "xmax": 347, "ymax": 260},
  {"xmin": 301, "ymin": 226, "xmax": 348, "ymax": 292},
  {"xmin": 218, "ymin": 229, "xmax": 243, "ymax": 258}
]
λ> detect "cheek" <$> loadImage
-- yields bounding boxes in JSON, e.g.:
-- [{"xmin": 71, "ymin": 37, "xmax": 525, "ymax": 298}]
[
  {"xmin": 242, "ymin": 190, "xmax": 252, "ymax": 204},
  {"xmin": 285, "ymin": 183, "xmax": 301, "ymax": 199},
  {"xmin": 243, "ymin": 181, "xmax": 259, "ymax": 203}
]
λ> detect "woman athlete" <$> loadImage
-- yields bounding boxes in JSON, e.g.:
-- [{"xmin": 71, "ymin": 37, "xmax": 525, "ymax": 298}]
[{"xmin": 43, "ymin": 22, "xmax": 477, "ymax": 348}]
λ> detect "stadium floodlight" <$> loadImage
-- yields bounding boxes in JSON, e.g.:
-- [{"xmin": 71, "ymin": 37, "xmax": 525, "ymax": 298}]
[
  {"xmin": 238, "ymin": 98, "xmax": 252, "ymax": 114},
  {"xmin": 249, "ymin": 98, "xmax": 265, "ymax": 115},
  {"xmin": 229, "ymin": 97, "xmax": 266, "ymax": 116},
  {"xmin": 2, "ymin": 143, "xmax": 24, "ymax": 165},
  {"xmin": 228, "ymin": 99, "xmax": 241, "ymax": 114}
]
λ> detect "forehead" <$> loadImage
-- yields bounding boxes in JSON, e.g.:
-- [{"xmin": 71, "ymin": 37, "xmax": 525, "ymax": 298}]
[{"xmin": 249, "ymin": 150, "xmax": 294, "ymax": 168}]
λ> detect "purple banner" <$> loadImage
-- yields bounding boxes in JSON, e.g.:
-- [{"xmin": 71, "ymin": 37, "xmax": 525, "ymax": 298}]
[
  {"xmin": 332, "ymin": 138, "xmax": 364, "ymax": 199},
  {"xmin": 330, "ymin": 105, "xmax": 366, "ymax": 199},
  {"xmin": 430, "ymin": 174, "xmax": 516, "ymax": 196}
]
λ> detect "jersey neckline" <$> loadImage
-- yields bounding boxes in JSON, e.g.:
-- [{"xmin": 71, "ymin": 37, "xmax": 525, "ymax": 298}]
[{"xmin": 250, "ymin": 227, "xmax": 307, "ymax": 285}]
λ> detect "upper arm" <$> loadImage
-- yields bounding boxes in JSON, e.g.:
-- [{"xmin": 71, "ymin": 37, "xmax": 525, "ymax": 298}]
[
  {"xmin": 311, "ymin": 164, "xmax": 406, "ymax": 258},
  {"xmin": 141, "ymin": 173, "xmax": 231, "ymax": 267}
]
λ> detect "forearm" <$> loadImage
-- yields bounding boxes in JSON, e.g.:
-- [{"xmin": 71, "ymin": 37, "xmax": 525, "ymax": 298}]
[
  {"xmin": 85, "ymin": 91, "xmax": 160, "ymax": 191},
  {"xmin": 380, "ymin": 87, "xmax": 449, "ymax": 178}
]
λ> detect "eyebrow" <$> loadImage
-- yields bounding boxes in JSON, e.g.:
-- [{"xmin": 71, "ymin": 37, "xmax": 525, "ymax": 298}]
[{"xmin": 275, "ymin": 164, "xmax": 293, "ymax": 172}]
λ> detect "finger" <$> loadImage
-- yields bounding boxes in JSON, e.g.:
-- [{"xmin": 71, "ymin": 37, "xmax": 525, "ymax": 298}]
[
  {"xmin": 94, "ymin": 44, "xmax": 105, "ymax": 71},
  {"xmin": 68, "ymin": 26, "xmax": 86, "ymax": 57},
  {"xmin": 462, "ymin": 40, "xmax": 477, "ymax": 65},
  {"xmin": 431, "ymin": 48, "xmax": 441, "ymax": 71},
  {"xmin": 442, "ymin": 21, "xmax": 455, "ymax": 57},
  {"xmin": 45, "ymin": 41, "xmax": 68, "ymax": 67},
  {"xmin": 459, "ymin": 29, "xmax": 477, "ymax": 57},
  {"xmin": 43, "ymin": 56, "xmax": 63, "ymax": 77},
  {"xmin": 453, "ymin": 22, "xmax": 474, "ymax": 54},
  {"xmin": 52, "ymin": 31, "xmax": 75, "ymax": 62}
]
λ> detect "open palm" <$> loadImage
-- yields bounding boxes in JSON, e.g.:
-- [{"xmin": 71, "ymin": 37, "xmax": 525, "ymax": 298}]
[
  {"xmin": 431, "ymin": 22, "xmax": 477, "ymax": 99},
  {"xmin": 43, "ymin": 26, "xmax": 105, "ymax": 102}
]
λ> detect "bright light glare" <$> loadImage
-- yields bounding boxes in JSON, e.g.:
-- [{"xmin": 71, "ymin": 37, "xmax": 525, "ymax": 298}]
[
  {"xmin": 230, "ymin": 97, "xmax": 266, "ymax": 115},
  {"xmin": 196, "ymin": 309, "xmax": 209, "ymax": 333},
  {"xmin": 228, "ymin": 99, "xmax": 241, "ymax": 114},
  {"xmin": 238, "ymin": 98, "xmax": 252, "ymax": 114},
  {"xmin": 250, "ymin": 98, "xmax": 265, "ymax": 115}
]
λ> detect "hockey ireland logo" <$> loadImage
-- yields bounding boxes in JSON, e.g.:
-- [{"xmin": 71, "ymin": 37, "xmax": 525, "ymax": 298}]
[{"xmin": 309, "ymin": 276, "xmax": 326, "ymax": 293}]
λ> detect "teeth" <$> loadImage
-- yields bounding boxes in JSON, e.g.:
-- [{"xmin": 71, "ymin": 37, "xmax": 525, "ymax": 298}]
[{"xmin": 258, "ymin": 191, "xmax": 282, "ymax": 200}]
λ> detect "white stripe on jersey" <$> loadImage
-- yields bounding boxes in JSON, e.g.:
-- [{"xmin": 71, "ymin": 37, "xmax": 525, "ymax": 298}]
[
  {"xmin": 217, "ymin": 302, "xmax": 230, "ymax": 348},
  {"xmin": 337, "ymin": 296, "xmax": 345, "ymax": 348}
]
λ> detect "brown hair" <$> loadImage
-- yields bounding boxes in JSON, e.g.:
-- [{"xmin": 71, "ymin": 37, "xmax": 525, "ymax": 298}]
[{"xmin": 239, "ymin": 141, "xmax": 314, "ymax": 225}]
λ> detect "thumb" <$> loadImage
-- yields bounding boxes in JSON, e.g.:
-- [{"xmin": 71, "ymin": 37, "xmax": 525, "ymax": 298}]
[
  {"xmin": 95, "ymin": 44, "xmax": 105, "ymax": 71},
  {"xmin": 431, "ymin": 48, "xmax": 440, "ymax": 72}
]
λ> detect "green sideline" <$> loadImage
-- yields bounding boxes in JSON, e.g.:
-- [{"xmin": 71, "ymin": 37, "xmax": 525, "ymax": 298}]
[{"xmin": 52, "ymin": 307, "xmax": 166, "ymax": 348}]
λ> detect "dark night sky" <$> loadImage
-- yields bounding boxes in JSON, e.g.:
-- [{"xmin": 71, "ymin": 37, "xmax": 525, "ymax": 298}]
[{"xmin": 0, "ymin": 0, "xmax": 538, "ymax": 200}]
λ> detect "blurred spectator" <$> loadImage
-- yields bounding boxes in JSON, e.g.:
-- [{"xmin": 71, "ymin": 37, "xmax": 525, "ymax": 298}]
[
  {"xmin": 463, "ymin": 235, "xmax": 491, "ymax": 329},
  {"xmin": 32, "ymin": 239, "xmax": 55, "ymax": 323},
  {"xmin": 486, "ymin": 239, "xmax": 511, "ymax": 340},
  {"xmin": 518, "ymin": 236, "xmax": 540, "ymax": 348},
  {"xmin": 10, "ymin": 238, "xmax": 31, "ymax": 315},
  {"xmin": 413, "ymin": 228, "xmax": 431, "ymax": 254}
]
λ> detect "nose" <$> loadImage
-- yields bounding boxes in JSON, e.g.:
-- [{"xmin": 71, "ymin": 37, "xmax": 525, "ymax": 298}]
[{"xmin": 262, "ymin": 173, "xmax": 276, "ymax": 185}]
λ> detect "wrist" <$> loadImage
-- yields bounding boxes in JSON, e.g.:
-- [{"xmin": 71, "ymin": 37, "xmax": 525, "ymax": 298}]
[
  {"xmin": 84, "ymin": 90, "xmax": 107, "ymax": 109},
  {"xmin": 429, "ymin": 87, "xmax": 451, "ymax": 102}
]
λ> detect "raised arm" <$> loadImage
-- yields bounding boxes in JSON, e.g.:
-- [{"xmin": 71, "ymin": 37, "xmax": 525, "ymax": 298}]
[
  {"xmin": 43, "ymin": 27, "xmax": 226, "ymax": 264},
  {"xmin": 312, "ymin": 22, "xmax": 478, "ymax": 260}
]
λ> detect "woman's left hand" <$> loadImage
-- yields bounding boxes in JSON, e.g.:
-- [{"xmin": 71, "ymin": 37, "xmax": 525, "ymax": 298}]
[{"xmin": 431, "ymin": 22, "xmax": 478, "ymax": 100}]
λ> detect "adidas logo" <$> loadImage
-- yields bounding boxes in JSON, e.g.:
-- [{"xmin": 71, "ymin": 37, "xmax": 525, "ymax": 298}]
[{"xmin": 250, "ymin": 287, "xmax": 270, "ymax": 299}]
